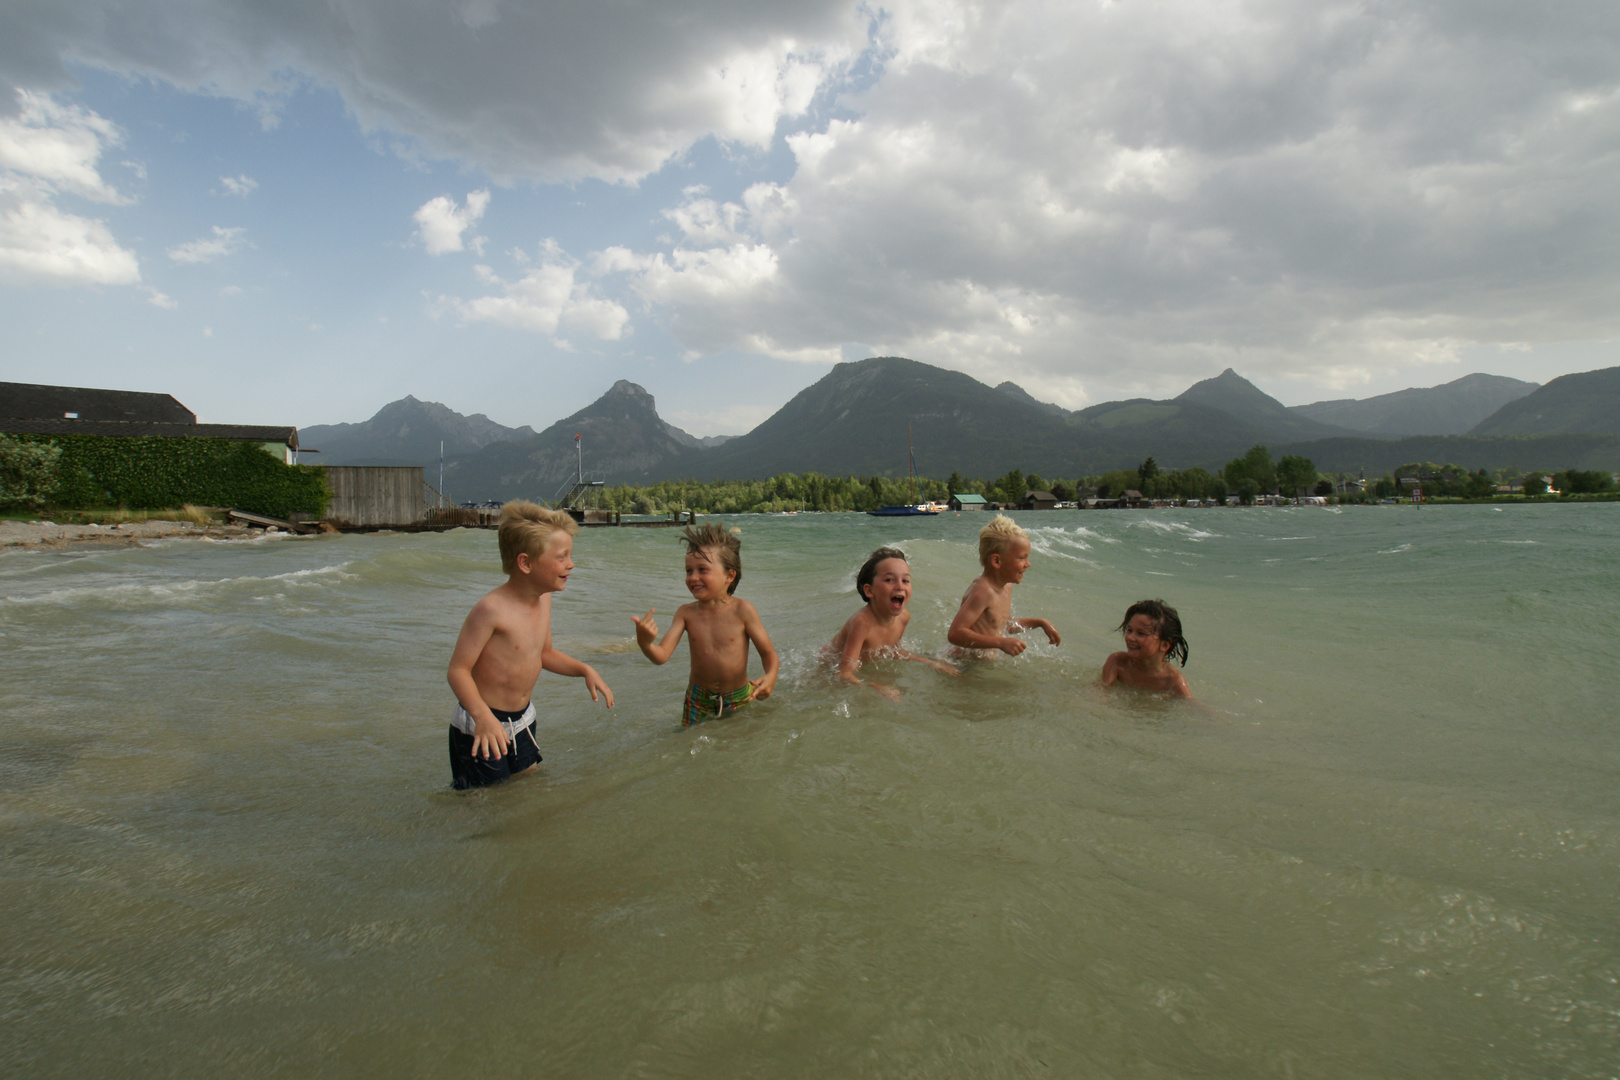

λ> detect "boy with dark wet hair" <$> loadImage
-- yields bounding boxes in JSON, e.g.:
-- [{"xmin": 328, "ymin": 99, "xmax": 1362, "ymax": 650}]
[
  {"xmin": 826, "ymin": 546, "xmax": 960, "ymax": 700},
  {"xmin": 632, "ymin": 522, "xmax": 779, "ymax": 725},
  {"xmin": 1099, "ymin": 598, "xmax": 1193, "ymax": 698},
  {"xmin": 445, "ymin": 501, "xmax": 614, "ymax": 789}
]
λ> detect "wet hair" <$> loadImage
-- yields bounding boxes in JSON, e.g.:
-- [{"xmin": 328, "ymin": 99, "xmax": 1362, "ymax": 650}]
[
  {"xmin": 978, "ymin": 514, "xmax": 1029, "ymax": 569},
  {"xmin": 497, "ymin": 500, "xmax": 578, "ymax": 574},
  {"xmin": 680, "ymin": 521, "xmax": 742, "ymax": 594},
  {"xmin": 1117, "ymin": 599, "xmax": 1189, "ymax": 667},
  {"xmin": 856, "ymin": 546, "xmax": 908, "ymax": 601}
]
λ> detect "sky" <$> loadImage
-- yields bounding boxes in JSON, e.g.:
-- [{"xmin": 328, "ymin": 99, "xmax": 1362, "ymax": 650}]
[{"xmin": 1, "ymin": 0, "xmax": 1617, "ymax": 436}]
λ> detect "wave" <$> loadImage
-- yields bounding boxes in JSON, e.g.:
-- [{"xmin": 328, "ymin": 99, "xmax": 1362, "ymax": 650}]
[{"xmin": 1, "ymin": 562, "xmax": 356, "ymax": 609}]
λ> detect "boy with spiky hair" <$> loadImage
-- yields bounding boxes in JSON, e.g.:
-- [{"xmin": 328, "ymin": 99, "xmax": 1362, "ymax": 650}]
[
  {"xmin": 947, "ymin": 514, "xmax": 1062, "ymax": 655},
  {"xmin": 445, "ymin": 501, "xmax": 613, "ymax": 789},
  {"xmin": 632, "ymin": 522, "xmax": 780, "ymax": 725}
]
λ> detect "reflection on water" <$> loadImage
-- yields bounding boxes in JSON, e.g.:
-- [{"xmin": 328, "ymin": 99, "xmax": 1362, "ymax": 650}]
[{"xmin": 3, "ymin": 506, "xmax": 1618, "ymax": 1077}]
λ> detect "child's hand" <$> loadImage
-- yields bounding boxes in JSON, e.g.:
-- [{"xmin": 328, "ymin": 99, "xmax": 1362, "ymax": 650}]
[
  {"xmin": 471, "ymin": 716, "xmax": 511, "ymax": 761},
  {"xmin": 631, "ymin": 608, "xmax": 659, "ymax": 645},
  {"xmin": 1040, "ymin": 622, "xmax": 1061, "ymax": 646},
  {"xmin": 748, "ymin": 672, "xmax": 777, "ymax": 701},
  {"xmin": 584, "ymin": 666, "xmax": 614, "ymax": 708},
  {"xmin": 998, "ymin": 636, "xmax": 1028, "ymax": 656},
  {"xmin": 929, "ymin": 659, "xmax": 962, "ymax": 676}
]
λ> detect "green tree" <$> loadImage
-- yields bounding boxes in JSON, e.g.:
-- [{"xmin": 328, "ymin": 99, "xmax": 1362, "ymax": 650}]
[
  {"xmin": 1025, "ymin": 472, "xmax": 1048, "ymax": 494},
  {"xmin": 1313, "ymin": 479, "xmax": 1334, "ymax": 497},
  {"xmin": 946, "ymin": 470, "xmax": 965, "ymax": 495},
  {"xmin": 1223, "ymin": 445, "xmax": 1275, "ymax": 494},
  {"xmin": 1522, "ymin": 474, "xmax": 1548, "ymax": 496},
  {"xmin": 1235, "ymin": 478, "xmax": 1260, "ymax": 505},
  {"xmin": 1276, "ymin": 454, "xmax": 1316, "ymax": 497},
  {"xmin": 1137, "ymin": 457, "xmax": 1159, "ymax": 491},
  {"xmin": 1465, "ymin": 470, "xmax": 1496, "ymax": 499},
  {"xmin": 999, "ymin": 468, "xmax": 1027, "ymax": 503}
]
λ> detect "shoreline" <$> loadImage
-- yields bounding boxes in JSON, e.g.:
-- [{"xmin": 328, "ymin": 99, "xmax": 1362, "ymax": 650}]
[{"xmin": 0, "ymin": 519, "xmax": 258, "ymax": 551}]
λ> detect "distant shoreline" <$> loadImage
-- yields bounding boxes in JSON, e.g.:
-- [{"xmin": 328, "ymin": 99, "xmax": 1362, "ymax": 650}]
[{"xmin": 0, "ymin": 519, "xmax": 257, "ymax": 551}]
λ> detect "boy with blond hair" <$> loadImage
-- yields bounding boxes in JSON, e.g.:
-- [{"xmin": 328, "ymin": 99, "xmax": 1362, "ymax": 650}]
[
  {"xmin": 947, "ymin": 514, "xmax": 1062, "ymax": 655},
  {"xmin": 445, "ymin": 501, "xmax": 613, "ymax": 789},
  {"xmin": 632, "ymin": 522, "xmax": 779, "ymax": 725}
]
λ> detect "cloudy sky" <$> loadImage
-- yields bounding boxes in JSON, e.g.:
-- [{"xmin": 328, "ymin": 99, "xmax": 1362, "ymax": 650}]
[{"xmin": 2, "ymin": 1, "xmax": 1617, "ymax": 435}]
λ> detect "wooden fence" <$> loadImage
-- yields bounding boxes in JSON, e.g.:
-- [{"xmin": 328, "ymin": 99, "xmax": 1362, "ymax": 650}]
[{"xmin": 321, "ymin": 466, "xmax": 426, "ymax": 527}]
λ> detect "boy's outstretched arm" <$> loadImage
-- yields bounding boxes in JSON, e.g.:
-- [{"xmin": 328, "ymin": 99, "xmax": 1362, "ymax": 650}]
[
  {"xmin": 897, "ymin": 648, "xmax": 961, "ymax": 676},
  {"xmin": 541, "ymin": 622, "xmax": 614, "ymax": 707},
  {"xmin": 741, "ymin": 602, "xmax": 780, "ymax": 700},
  {"xmin": 1010, "ymin": 617, "xmax": 1061, "ymax": 645},
  {"xmin": 447, "ymin": 603, "xmax": 510, "ymax": 760},
  {"xmin": 631, "ymin": 608, "xmax": 686, "ymax": 665},
  {"xmin": 947, "ymin": 585, "xmax": 1025, "ymax": 655}
]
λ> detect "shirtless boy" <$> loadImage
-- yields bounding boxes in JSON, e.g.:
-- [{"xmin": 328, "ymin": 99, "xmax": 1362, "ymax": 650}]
[
  {"xmin": 1099, "ymin": 598, "xmax": 1194, "ymax": 699},
  {"xmin": 947, "ymin": 514, "xmax": 1061, "ymax": 655},
  {"xmin": 632, "ymin": 523, "xmax": 779, "ymax": 725},
  {"xmin": 827, "ymin": 546, "xmax": 959, "ymax": 700},
  {"xmin": 445, "ymin": 501, "xmax": 613, "ymax": 789}
]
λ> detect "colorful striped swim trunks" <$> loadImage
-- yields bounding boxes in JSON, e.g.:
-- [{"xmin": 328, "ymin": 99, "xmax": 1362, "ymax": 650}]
[{"xmin": 683, "ymin": 683, "xmax": 753, "ymax": 727}]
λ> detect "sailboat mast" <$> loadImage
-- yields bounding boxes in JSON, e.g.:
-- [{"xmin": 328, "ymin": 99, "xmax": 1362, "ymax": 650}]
[{"xmin": 908, "ymin": 420, "xmax": 916, "ymax": 504}]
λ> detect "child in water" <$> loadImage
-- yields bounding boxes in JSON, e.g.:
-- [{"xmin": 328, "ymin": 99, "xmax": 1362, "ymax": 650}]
[
  {"xmin": 947, "ymin": 514, "xmax": 1061, "ymax": 655},
  {"xmin": 1099, "ymin": 599, "xmax": 1193, "ymax": 699},
  {"xmin": 445, "ymin": 501, "xmax": 614, "ymax": 790},
  {"xmin": 633, "ymin": 522, "xmax": 780, "ymax": 725},
  {"xmin": 827, "ymin": 546, "xmax": 960, "ymax": 700}
]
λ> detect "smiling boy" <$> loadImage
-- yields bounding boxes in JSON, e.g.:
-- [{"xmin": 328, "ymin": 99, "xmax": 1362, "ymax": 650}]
[
  {"xmin": 632, "ymin": 522, "xmax": 779, "ymax": 725},
  {"xmin": 445, "ymin": 501, "xmax": 613, "ymax": 789},
  {"xmin": 828, "ymin": 546, "xmax": 959, "ymax": 699},
  {"xmin": 947, "ymin": 514, "xmax": 1061, "ymax": 655}
]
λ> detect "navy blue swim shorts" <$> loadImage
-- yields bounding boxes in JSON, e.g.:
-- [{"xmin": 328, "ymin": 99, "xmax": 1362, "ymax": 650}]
[{"xmin": 448, "ymin": 705, "xmax": 542, "ymax": 790}]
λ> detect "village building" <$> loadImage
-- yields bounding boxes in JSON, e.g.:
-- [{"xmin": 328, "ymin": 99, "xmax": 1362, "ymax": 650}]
[
  {"xmin": 1021, "ymin": 490, "xmax": 1058, "ymax": 510},
  {"xmin": 0, "ymin": 381, "xmax": 301, "ymax": 462},
  {"xmin": 948, "ymin": 493, "xmax": 988, "ymax": 511}
]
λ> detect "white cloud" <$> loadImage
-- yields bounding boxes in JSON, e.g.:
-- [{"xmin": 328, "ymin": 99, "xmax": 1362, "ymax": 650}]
[
  {"xmin": 588, "ymin": 0, "xmax": 1620, "ymax": 397},
  {"xmin": 414, "ymin": 189, "xmax": 489, "ymax": 255},
  {"xmin": 0, "ymin": 175, "xmax": 139, "ymax": 285},
  {"xmin": 2, "ymin": 1, "xmax": 866, "ymax": 183},
  {"xmin": 0, "ymin": 89, "xmax": 140, "ymax": 286},
  {"xmin": 218, "ymin": 174, "xmax": 257, "ymax": 196},
  {"xmin": 0, "ymin": 89, "xmax": 128, "ymax": 203},
  {"xmin": 7, "ymin": 2, "xmax": 1620, "ymax": 398},
  {"xmin": 167, "ymin": 225, "xmax": 246, "ymax": 263},
  {"xmin": 438, "ymin": 243, "xmax": 629, "ymax": 342},
  {"xmin": 143, "ymin": 285, "xmax": 176, "ymax": 309}
]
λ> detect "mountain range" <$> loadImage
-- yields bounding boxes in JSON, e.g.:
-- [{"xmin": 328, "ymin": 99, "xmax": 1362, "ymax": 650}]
[{"xmin": 304, "ymin": 360, "xmax": 1620, "ymax": 498}]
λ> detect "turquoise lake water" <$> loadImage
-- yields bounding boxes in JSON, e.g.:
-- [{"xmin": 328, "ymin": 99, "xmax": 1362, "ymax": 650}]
[{"xmin": 2, "ymin": 505, "xmax": 1617, "ymax": 1077}]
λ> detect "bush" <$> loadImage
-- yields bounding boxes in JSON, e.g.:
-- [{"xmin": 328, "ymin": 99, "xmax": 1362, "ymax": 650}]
[
  {"xmin": 0, "ymin": 436, "xmax": 63, "ymax": 510},
  {"xmin": 6, "ymin": 433, "xmax": 327, "ymax": 518}
]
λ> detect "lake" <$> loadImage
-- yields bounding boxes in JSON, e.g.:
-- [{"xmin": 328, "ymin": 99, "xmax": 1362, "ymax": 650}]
[{"xmin": 2, "ymin": 505, "xmax": 1616, "ymax": 1078}]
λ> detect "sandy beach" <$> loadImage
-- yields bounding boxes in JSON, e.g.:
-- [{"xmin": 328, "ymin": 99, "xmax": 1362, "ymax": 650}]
[{"xmin": 0, "ymin": 518, "xmax": 256, "ymax": 550}]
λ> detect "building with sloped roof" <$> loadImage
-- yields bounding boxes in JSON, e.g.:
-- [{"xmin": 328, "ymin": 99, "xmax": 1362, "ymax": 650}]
[{"xmin": 0, "ymin": 382, "xmax": 300, "ymax": 462}]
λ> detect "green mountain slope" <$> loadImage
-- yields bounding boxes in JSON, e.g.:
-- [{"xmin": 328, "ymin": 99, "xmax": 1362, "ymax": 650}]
[
  {"xmin": 300, "ymin": 396, "xmax": 534, "ymax": 466},
  {"xmin": 1176, "ymin": 369, "xmax": 1363, "ymax": 442},
  {"xmin": 1292, "ymin": 373, "xmax": 1537, "ymax": 436},
  {"xmin": 443, "ymin": 381, "xmax": 703, "ymax": 501},
  {"xmin": 694, "ymin": 358, "xmax": 1074, "ymax": 481},
  {"xmin": 1274, "ymin": 433, "xmax": 1620, "ymax": 474},
  {"xmin": 1469, "ymin": 367, "xmax": 1620, "ymax": 436}
]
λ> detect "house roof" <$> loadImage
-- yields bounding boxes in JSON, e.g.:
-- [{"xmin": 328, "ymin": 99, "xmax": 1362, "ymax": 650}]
[
  {"xmin": 0, "ymin": 418, "xmax": 298, "ymax": 448},
  {"xmin": 950, "ymin": 493, "xmax": 988, "ymax": 503},
  {"xmin": 0, "ymin": 381, "xmax": 195, "ymax": 424},
  {"xmin": 1123, "ymin": 489, "xmax": 1144, "ymax": 498},
  {"xmin": 1024, "ymin": 490, "xmax": 1057, "ymax": 501}
]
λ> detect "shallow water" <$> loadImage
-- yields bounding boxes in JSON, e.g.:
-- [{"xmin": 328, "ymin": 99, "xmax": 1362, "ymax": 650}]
[{"xmin": 2, "ymin": 506, "xmax": 1617, "ymax": 1078}]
